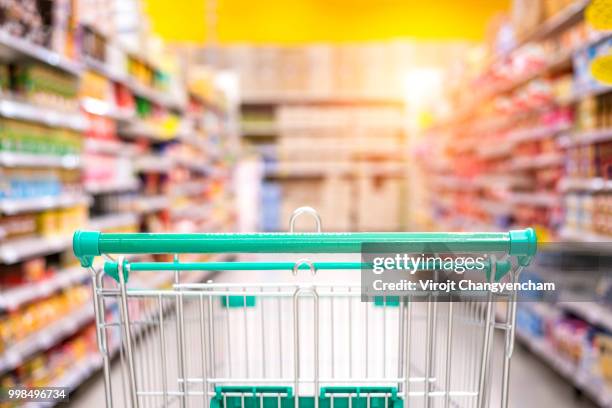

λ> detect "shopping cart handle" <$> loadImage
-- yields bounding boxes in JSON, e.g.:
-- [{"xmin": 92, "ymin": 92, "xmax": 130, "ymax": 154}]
[{"xmin": 73, "ymin": 228, "xmax": 536, "ymax": 268}]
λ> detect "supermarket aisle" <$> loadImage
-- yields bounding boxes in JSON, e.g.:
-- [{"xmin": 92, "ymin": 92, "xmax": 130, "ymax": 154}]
[{"xmin": 490, "ymin": 335, "xmax": 597, "ymax": 408}]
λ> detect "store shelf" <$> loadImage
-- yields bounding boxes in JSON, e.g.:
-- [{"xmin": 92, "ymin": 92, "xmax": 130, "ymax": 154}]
[
  {"xmin": 84, "ymin": 138, "xmax": 138, "ymax": 156},
  {"xmin": 81, "ymin": 97, "xmax": 135, "ymax": 122},
  {"xmin": 510, "ymin": 0, "xmax": 589, "ymax": 53},
  {"xmin": 0, "ymin": 193, "xmax": 91, "ymax": 215},
  {"xmin": 0, "ymin": 97, "xmax": 87, "ymax": 130},
  {"xmin": 240, "ymin": 123, "xmax": 278, "ymax": 136},
  {"xmin": 0, "ymin": 151, "xmax": 82, "ymax": 169},
  {"xmin": 509, "ymin": 153, "xmax": 563, "ymax": 170},
  {"xmin": 558, "ymin": 128, "xmax": 612, "ymax": 148},
  {"xmin": 127, "ymin": 81, "xmax": 185, "ymax": 112},
  {"xmin": 0, "ymin": 302, "xmax": 95, "ymax": 374},
  {"xmin": 558, "ymin": 177, "xmax": 612, "ymax": 192},
  {"xmin": 119, "ymin": 120, "xmax": 177, "ymax": 142},
  {"xmin": 82, "ymin": 56, "xmax": 130, "ymax": 84},
  {"xmin": 174, "ymin": 157, "xmax": 213, "ymax": 174},
  {"xmin": 171, "ymin": 180, "xmax": 209, "ymax": 197},
  {"xmin": 0, "ymin": 234, "xmax": 73, "ymax": 264},
  {"xmin": 558, "ymin": 301, "xmax": 612, "ymax": 332},
  {"xmin": 516, "ymin": 330, "xmax": 612, "ymax": 408},
  {"xmin": 88, "ymin": 212, "xmax": 139, "ymax": 231},
  {"xmin": 27, "ymin": 354, "xmax": 104, "ymax": 408},
  {"xmin": 130, "ymin": 195, "xmax": 171, "ymax": 214},
  {"xmin": 134, "ymin": 155, "xmax": 174, "ymax": 173},
  {"xmin": 0, "ymin": 30, "xmax": 82, "ymax": 75},
  {"xmin": 508, "ymin": 192, "xmax": 558, "ymax": 207},
  {"xmin": 508, "ymin": 123, "xmax": 571, "ymax": 144},
  {"xmin": 559, "ymin": 227, "xmax": 612, "ymax": 243},
  {"xmin": 0, "ymin": 266, "xmax": 89, "ymax": 311},
  {"xmin": 171, "ymin": 202, "xmax": 212, "ymax": 219},
  {"xmin": 0, "ymin": 213, "xmax": 139, "ymax": 264},
  {"xmin": 84, "ymin": 179, "xmax": 140, "ymax": 195},
  {"xmin": 478, "ymin": 198, "xmax": 512, "ymax": 216}
]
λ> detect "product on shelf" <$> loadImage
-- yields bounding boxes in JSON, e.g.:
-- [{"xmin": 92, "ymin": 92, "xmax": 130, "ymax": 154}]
[
  {"xmin": 82, "ymin": 153, "xmax": 135, "ymax": 187},
  {"xmin": 0, "ymin": 258, "xmax": 48, "ymax": 288},
  {"xmin": 36, "ymin": 206, "xmax": 88, "ymax": 237},
  {"xmin": 1, "ymin": 168, "xmax": 83, "ymax": 200},
  {"xmin": 596, "ymin": 334, "xmax": 612, "ymax": 382},
  {"xmin": 0, "ymin": 284, "xmax": 90, "ymax": 352},
  {"xmin": 0, "ymin": 324, "xmax": 98, "ymax": 407},
  {"xmin": 12, "ymin": 64, "xmax": 79, "ymax": 109},
  {"xmin": 80, "ymin": 70, "xmax": 112, "ymax": 102},
  {"xmin": 0, "ymin": 119, "xmax": 82, "ymax": 156},
  {"xmin": 0, "ymin": 214, "xmax": 37, "ymax": 240}
]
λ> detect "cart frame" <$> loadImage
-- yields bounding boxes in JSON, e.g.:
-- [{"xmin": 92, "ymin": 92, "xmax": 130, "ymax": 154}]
[{"xmin": 74, "ymin": 208, "xmax": 536, "ymax": 408}]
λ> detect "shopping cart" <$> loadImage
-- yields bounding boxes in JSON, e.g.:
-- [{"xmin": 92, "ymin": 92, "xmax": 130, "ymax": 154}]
[{"xmin": 73, "ymin": 208, "xmax": 537, "ymax": 408}]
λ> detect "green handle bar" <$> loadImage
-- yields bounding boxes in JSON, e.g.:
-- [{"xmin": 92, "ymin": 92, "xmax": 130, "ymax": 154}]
[
  {"xmin": 103, "ymin": 259, "xmax": 512, "ymax": 283},
  {"xmin": 73, "ymin": 228, "xmax": 536, "ymax": 268}
]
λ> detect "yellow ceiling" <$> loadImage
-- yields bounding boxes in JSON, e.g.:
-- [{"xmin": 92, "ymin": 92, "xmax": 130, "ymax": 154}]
[{"xmin": 143, "ymin": 0, "xmax": 510, "ymax": 44}]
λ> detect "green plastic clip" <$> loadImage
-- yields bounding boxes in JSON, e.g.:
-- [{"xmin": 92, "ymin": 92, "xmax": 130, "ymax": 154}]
[
  {"xmin": 374, "ymin": 296, "xmax": 400, "ymax": 307},
  {"xmin": 319, "ymin": 387, "xmax": 402, "ymax": 408},
  {"xmin": 221, "ymin": 296, "xmax": 256, "ymax": 308},
  {"xmin": 211, "ymin": 386, "xmax": 293, "ymax": 408}
]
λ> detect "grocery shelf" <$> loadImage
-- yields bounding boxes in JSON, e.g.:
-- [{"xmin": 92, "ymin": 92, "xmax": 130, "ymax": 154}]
[
  {"xmin": 509, "ymin": 153, "xmax": 563, "ymax": 170},
  {"xmin": 558, "ymin": 301, "xmax": 612, "ymax": 332},
  {"xmin": 0, "ymin": 30, "xmax": 82, "ymax": 75},
  {"xmin": 119, "ymin": 120, "xmax": 177, "ymax": 142},
  {"xmin": 477, "ymin": 143, "xmax": 514, "ymax": 159},
  {"xmin": 81, "ymin": 97, "xmax": 135, "ymax": 122},
  {"xmin": 130, "ymin": 195, "xmax": 171, "ymax": 214},
  {"xmin": 478, "ymin": 198, "xmax": 512, "ymax": 216},
  {"xmin": 171, "ymin": 202, "xmax": 212, "ymax": 219},
  {"xmin": 0, "ymin": 193, "xmax": 92, "ymax": 215},
  {"xmin": 127, "ymin": 81, "xmax": 185, "ymax": 112},
  {"xmin": 29, "ymin": 354, "xmax": 104, "ymax": 408},
  {"xmin": 0, "ymin": 302, "xmax": 95, "ymax": 374},
  {"xmin": 508, "ymin": 123, "xmax": 571, "ymax": 144},
  {"xmin": 508, "ymin": 192, "xmax": 558, "ymax": 207},
  {"xmin": 0, "ymin": 266, "xmax": 88, "ymax": 311},
  {"xmin": 510, "ymin": 0, "xmax": 589, "ymax": 53},
  {"xmin": 171, "ymin": 180, "xmax": 209, "ymax": 197},
  {"xmin": 174, "ymin": 157, "xmax": 213, "ymax": 174},
  {"xmin": 0, "ymin": 234, "xmax": 73, "ymax": 264},
  {"xmin": 432, "ymin": 175, "xmax": 479, "ymax": 191},
  {"xmin": 177, "ymin": 134, "xmax": 208, "ymax": 151},
  {"xmin": 559, "ymin": 228, "xmax": 612, "ymax": 243},
  {"xmin": 558, "ymin": 177, "xmax": 612, "ymax": 192},
  {"xmin": 516, "ymin": 330, "xmax": 612, "ymax": 408},
  {"xmin": 240, "ymin": 123, "xmax": 279, "ymax": 136},
  {"xmin": 558, "ymin": 128, "xmax": 612, "ymax": 148},
  {"xmin": 84, "ymin": 179, "xmax": 140, "ymax": 195},
  {"xmin": 0, "ymin": 97, "xmax": 87, "ymax": 131},
  {"xmin": 82, "ymin": 56, "xmax": 130, "ymax": 84},
  {"xmin": 88, "ymin": 212, "xmax": 139, "ymax": 231},
  {"xmin": 84, "ymin": 138, "xmax": 138, "ymax": 156},
  {"xmin": 134, "ymin": 155, "xmax": 174, "ymax": 173},
  {"xmin": 0, "ymin": 213, "xmax": 139, "ymax": 263},
  {"xmin": 0, "ymin": 151, "xmax": 81, "ymax": 169}
]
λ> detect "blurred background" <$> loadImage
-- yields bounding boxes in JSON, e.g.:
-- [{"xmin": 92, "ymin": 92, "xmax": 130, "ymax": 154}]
[{"xmin": 0, "ymin": 0, "xmax": 611, "ymax": 406}]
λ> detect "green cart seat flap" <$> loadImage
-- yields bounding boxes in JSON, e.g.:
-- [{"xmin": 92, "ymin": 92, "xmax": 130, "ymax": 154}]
[
  {"xmin": 73, "ymin": 228, "xmax": 537, "ymax": 268},
  {"xmin": 211, "ymin": 386, "xmax": 402, "ymax": 408}
]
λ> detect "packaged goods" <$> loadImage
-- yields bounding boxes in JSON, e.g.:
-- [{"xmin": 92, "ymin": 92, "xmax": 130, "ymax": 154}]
[{"xmin": 0, "ymin": 118, "xmax": 82, "ymax": 156}]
